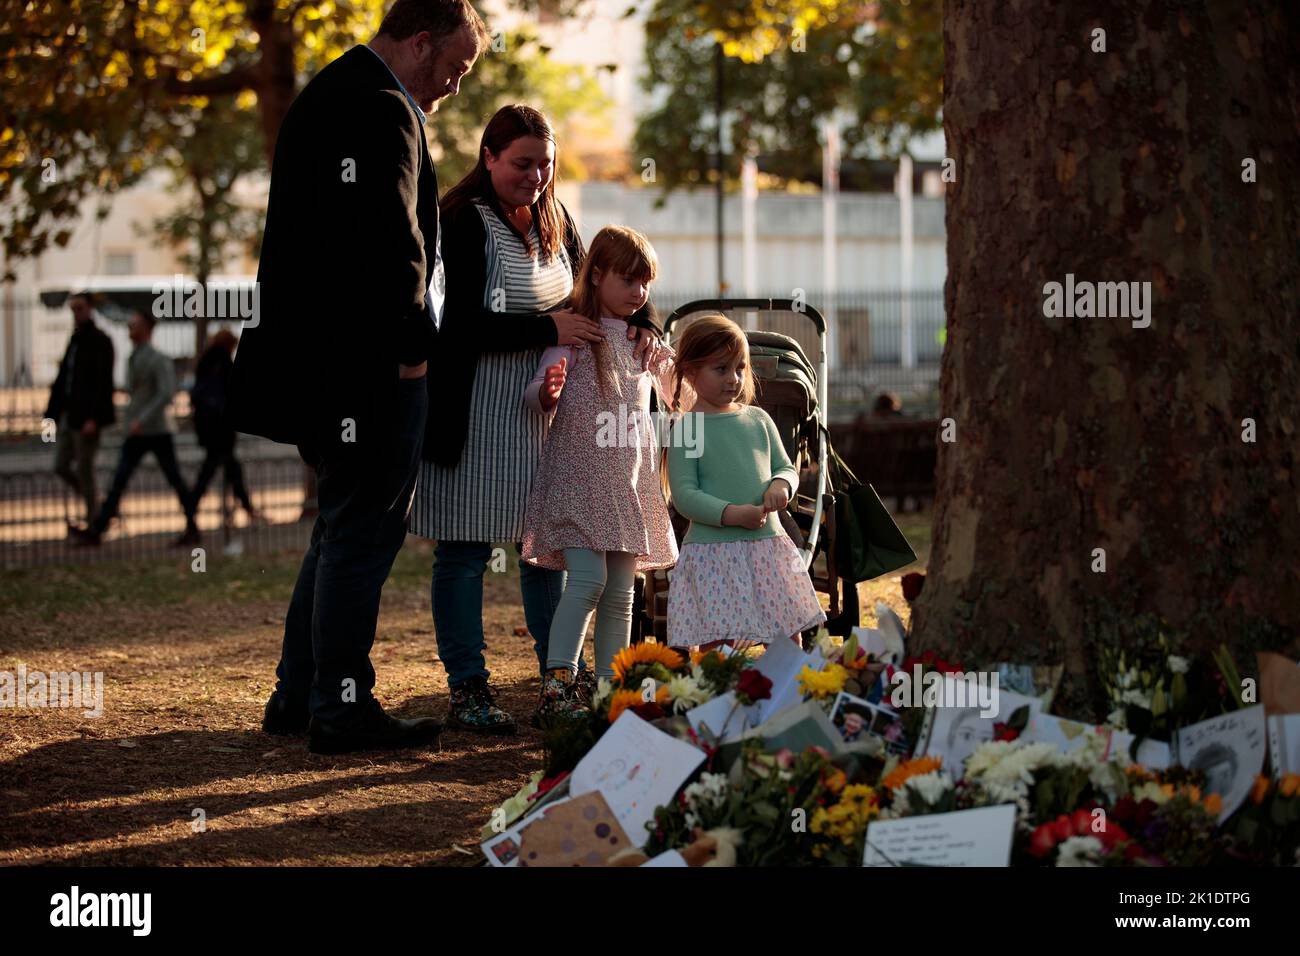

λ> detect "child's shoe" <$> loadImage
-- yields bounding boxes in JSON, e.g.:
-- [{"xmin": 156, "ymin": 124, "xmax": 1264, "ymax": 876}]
[
  {"xmin": 536, "ymin": 669, "xmax": 590, "ymax": 728},
  {"xmin": 574, "ymin": 667, "xmax": 599, "ymax": 705}
]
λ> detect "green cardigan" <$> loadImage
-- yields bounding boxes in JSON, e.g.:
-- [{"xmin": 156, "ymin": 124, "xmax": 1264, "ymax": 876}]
[{"xmin": 666, "ymin": 404, "xmax": 800, "ymax": 546}]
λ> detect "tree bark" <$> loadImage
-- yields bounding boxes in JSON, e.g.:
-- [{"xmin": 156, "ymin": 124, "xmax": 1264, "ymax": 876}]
[
  {"xmin": 911, "ymin": 1, "xmax": 1300, "ymax": 715},
  {"xmin": 249, "ymin": 1, "xmax": 298, "ymax": 165}
]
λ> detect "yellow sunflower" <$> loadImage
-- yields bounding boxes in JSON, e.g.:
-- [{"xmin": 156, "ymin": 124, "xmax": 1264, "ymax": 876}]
[
  {"xmin": 611, "ymin": 642, "xmax": 685, "ymax": 683},
  {"xmin": 607, "ymin": 689, "xmax": 643, "ymax": 724}
]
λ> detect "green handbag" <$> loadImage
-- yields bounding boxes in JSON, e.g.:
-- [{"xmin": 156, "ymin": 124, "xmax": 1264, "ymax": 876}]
[{"xmin": 826, "ymin": 438, "xmax": 918, "ymax": 583}]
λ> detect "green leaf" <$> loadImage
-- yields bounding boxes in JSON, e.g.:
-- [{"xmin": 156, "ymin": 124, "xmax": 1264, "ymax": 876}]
[
  {"xmin": 1007, "ymin": 704, "xmax": 1031, "ymax": 732},
  {"xmin": 1170, "ymin": 673, "xmax": 1188, "ymax": 712},
  {"xmin": 1150, "ymin": 683, "xmax": 1167, "ymax": 717}
]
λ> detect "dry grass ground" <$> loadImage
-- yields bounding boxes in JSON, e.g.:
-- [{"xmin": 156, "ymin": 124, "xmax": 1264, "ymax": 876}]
[{"xmin": 0, "ymin": 511, "xmax": 930, "ymax": 866}]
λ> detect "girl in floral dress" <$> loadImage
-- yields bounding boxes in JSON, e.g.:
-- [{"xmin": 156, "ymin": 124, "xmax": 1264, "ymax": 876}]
[
  {"xmin": 521, "ymin": 226, "xmax": 678, "ymax": 723},
  {"xmin": 664, "ymin": 314, "xmax": 826, "ymax": 650}
]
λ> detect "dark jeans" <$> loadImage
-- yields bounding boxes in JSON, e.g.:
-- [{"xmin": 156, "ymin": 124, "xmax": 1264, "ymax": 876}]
[
  {"xmin": 90, "ymin": 433, "xmax": 195, "ymax": 534},
  {"xmin": 275, "ymin": 376, "xmax": 427, "ymax": 728},
  {"xmin": 190, "ymin": 442, "xmax": 254, "ymax": 514},
  {"xmin": 431, "ymin": 540, "xmax": 567, "ymax": 687}
]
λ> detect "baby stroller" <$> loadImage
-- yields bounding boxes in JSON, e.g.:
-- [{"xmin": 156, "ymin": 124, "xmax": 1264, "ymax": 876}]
[{"xmin": 634, "ymin": 298, "xmax": 858, "ymax": 645}]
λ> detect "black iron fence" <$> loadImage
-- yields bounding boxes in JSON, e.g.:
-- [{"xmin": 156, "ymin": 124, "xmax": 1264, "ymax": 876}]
[
  {"xmin": 0, "ymin": 448, "xmax": 314, "ymax": 570},
  {"xmin": 2, "ymin": 288, "xmax": 945, "ymax": 434},
  {"xmin": 651, "ymin": 288, "xmax": 945, "ymax": 420}
]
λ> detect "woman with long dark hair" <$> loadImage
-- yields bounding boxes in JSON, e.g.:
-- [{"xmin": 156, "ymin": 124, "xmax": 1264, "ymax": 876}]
[{"xmin": 411, "ymin": 104, "xmax": 660, "ymax": 733}]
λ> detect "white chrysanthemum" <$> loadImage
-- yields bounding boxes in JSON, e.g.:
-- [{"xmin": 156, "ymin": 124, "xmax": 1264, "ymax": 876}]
[
  {"xmin": 594, "ymin": 677, "xmax": 613, "ymax": 705},
  {"xmin": 666, "ymin": 673, "xmax": 712, "ymax": 713},
  {"xmin": 1168, "ymin": 655, "xmax": 1189, "ymax": 674},
  {"xmin": 1106, "ymin": 707, "xmax": 1127, "ymax": 729},
  {"xmin": 968, "ymin": 741, "xmax": 1059, "ymax": 790},
  {"xmin": 1056, "ymin": 836, "xmax": 1104, "ymax": 867},
  {"xmin": 903, "ymin": 770, "xmax": 953, "ymax": 808},
  {"xmin": 682, "ymin": 772, "xmax": 729, "ymax": 829},
  {"xmin": 963, "ymin": 740, "xmax": 1017, "ymax": 778},
  {"xmin": 1120, "ymin": 688, "xmax": 1151, "ymax": 708}
]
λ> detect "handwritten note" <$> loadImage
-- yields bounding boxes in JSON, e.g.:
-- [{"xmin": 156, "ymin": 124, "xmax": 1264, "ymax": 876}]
[
  {"xmin": 571, "ymin": 711, "xmax": 704, "ymax": 847},
  {"xmin": 863, "ymin": 805, "xmax": 1017, "ymax": 867}
]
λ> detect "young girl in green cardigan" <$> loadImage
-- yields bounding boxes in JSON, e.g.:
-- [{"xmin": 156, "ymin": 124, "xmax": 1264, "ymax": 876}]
[{"xmin": 665, "ymin": 314, "xmax": 826, "ymax": 648}]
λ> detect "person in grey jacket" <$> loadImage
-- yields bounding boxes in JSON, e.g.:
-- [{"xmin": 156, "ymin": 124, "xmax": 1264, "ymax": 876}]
[{"xmin": 74, "ymin": 310, "xmax": 200, "ymax": 547}]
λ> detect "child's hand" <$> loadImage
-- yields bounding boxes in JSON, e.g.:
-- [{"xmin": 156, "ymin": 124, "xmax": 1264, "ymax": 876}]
[
  {"xmin": 629, "ymin": 325, "xmax": 655, "ymax": 365},
  {"xmin": 723, "ymin": 503, "xmax": 768, "ymax": 530},
  {"xmin": 763, "ymin": 479, "xmax": 791, "ymax": 513},
  {"xmin": 540, "ymin": 357, "xmax": 567, "ymax": 410}
]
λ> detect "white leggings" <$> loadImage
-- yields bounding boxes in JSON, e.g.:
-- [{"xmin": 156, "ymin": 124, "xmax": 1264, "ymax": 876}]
[{"xmin": 546, "ymin": 549, "xmax": 638, "ymax": 677}]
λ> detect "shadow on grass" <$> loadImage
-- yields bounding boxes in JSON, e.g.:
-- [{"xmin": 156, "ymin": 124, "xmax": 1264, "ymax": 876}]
[{"xmin": 0, "ymin": 677, "xmax": 547, "ymax": 861}]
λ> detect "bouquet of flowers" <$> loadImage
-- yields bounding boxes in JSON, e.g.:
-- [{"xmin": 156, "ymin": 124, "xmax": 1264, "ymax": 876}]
[
  {"xmin": 1225, "ymin": 774, "xmax": 1300, "ymax": 865},
  {"xmin": 1097, "ymin": 626, "xmax": 1243, "ymax": 751},
  {"xmin": 543, "ymin": 643, "xmax": 759, "ymax": 777},
  {"xmin": 644, "ymin": 741, "xmax": 879, "ymax": 866}
]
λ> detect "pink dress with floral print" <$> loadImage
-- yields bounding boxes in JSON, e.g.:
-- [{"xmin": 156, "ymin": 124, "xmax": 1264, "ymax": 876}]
[{"xmin": 520, "ymin": 319, "xmax": 679, "ymax": 572}]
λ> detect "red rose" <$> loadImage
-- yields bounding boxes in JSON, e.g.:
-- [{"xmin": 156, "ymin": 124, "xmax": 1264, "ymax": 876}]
[
  {"xmin": 901, "ymin": 572, "xmax": 925, "ymax": 601},
  {"xmin": 993, "ymin": 722, "xmax": 1020, "ymax": 742},
  {"xmin": 1029, "ymin": 824, "xmax": 1058, "ymax": 858},
  {"xmin": 1051, "ymin": 815, "xmax": 1075, "ymax": 842},
  {"xmin": 632, "ymin": 701, "xmax": 665, "ymax": 721},
  {"xmin": 736, "ymin": 669, "xmax": 773, "ymax": 703},
  {"xmin": 1071, "ymin": 809, "xmax": 1094, "ymax": 837}
]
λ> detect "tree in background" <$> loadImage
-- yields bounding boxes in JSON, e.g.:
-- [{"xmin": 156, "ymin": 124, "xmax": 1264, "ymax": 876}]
[
  {"xmin": 910, "ymin": 1, "xmax": 1299, "ymax": 714},
  {"xmin": 632, "ymin": 0, "xmax": 942, "ymax": 192},
  {"xmin": 1, "ymin": 1, "xmax": 609, "ymax": 274},
  {"xmin": 143, "ymin": 95, "xmax": 266, "ymax": 353}
]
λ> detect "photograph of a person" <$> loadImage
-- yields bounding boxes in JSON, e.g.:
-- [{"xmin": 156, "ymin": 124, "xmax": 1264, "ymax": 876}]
[{"xmin": 830, "ymin": 691, "xmax": 904, "ymax": 752}]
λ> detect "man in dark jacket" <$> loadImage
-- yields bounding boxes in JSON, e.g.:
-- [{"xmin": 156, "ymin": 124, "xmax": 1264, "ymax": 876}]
[
  {"xmin": 226, "ymin": 0, "xmax": 488, "ymax": 754},
  {"xmin": 45, "ymin": 292, "xmax": 115, "ymax": 528}
]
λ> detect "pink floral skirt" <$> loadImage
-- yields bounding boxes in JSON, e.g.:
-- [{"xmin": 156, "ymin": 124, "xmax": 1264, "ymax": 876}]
[{"xmin": 667, "ymin": 533, "xmax": 827, "ymax": 647}]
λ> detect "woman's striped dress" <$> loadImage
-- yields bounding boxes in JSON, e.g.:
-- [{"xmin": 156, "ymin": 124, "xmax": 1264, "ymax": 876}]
[{"xmin": 410, "ymin": 198, "xmax": 573, "ymax": 543}]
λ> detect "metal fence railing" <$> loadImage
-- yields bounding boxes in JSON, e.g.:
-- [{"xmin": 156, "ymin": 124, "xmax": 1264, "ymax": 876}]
[
  {"xmin": 0, "ymin": 451, "xmax": 314, "ymax": 570},
  {"xmin": 650, "ymin": 288, "xmax": 945, "ymax": 420},
  {"xmin": 0, "ymin": 387, "xmax": 196, "ymax": 440},
  {"xmin": 2, "ymin": 288, "xmax": 946, "ymax": 433}
]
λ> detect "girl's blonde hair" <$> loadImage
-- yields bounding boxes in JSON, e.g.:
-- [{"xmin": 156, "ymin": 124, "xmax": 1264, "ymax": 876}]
[
  {"xmin": 668, "ymin": 313, "xmax": 757, "ymax": 412},
  {"xmin": 660, "ymin": 313, "xmax": 757, "ymax": 506},
  {"xmin": 566, "ymin": 225, "xmax": 658, "ymax": 400}
]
